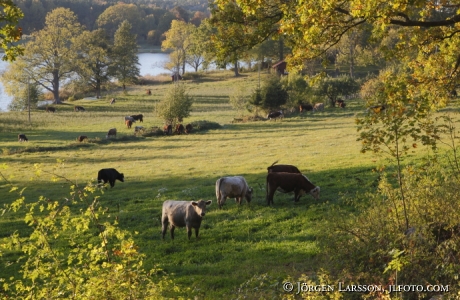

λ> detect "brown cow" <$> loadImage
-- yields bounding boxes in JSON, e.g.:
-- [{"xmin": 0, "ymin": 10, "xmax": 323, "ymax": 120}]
[
  {"xmin": 130, "ymin": 114, "xmax": 143, "ymax": 122},
  {"xmin": 267, "ymin": 161, "xmax": 301, "ymax": 174},
  {"xmin": 125, "ymin": 119, "xmax": 133, "ymax": 129},
  {"xmin": 185, "ymin": 123, "xmax": 193, "ymax": 134},
  {"xmin": 106, "ymin": 128, "xmax": 117, "ymax": 139},
  {"xmin": 74, "ymin": 106, "xmax": 85, "ymax": 112},
  {"xmin": 163, "ymin": 124, "xmax": 173, "ymax": 135},
  {"xmin": 175, "ymin": 124, "xmax": 185, "ymax": 134},
  {"xmin": 146, "ymin": 89, "xmax": 152, "ymax": 95},
  {"xmin": 336, "ymin": 99, "xmax": 346, "ymax": 108},
  {"xmin": 46, "ymin": 106, "xmax": 56, "ymax": 113},
  {"xmin": 266, "ymin": 172, "xmax": 320, "ymax": 205},
  {"xmin": 77, "ymin": 135, "xmax": 88, "ymax": 142},
  {"xmin": 299, "ymin": 104, "xmax": 313, "ymax": 113},
  {"xmin": 110, "ymin": 98, "xmax": 116, "ymax": 105}
]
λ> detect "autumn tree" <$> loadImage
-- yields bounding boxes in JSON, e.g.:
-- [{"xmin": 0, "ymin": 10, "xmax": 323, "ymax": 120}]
[
  {"xmin": 161, "ymin": 20, "xmax": 196, "ymax": 75},
  {"xmin": 315, "ymin": 75, "xmax": 359, "ymax": 107},
  {"xmin": 96, "ymin": 3, "xmax": 144, "ymax": 38},
  {"xmin": 186, "ymin": 21, "xmax": 215, "ymax": 72},
  {"xmin": 109, "ymin": 21, "xmax": 140, "ymax": 91},
  {"xmin": 11, "ymin": 8, "xmax": 83, "ymax": 104},
  {"xmin": 155, "ymin": 82, "xmax": 193, "ymax": 126},
  {"xmin": 0, "ymin": 0, "xmax": 23, "ymax": 61}
]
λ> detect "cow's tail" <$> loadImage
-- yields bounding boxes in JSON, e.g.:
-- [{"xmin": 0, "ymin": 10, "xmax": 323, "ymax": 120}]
[{"xmin": 270, "ymin": 160, "xmax": 279, "ymax": 167}]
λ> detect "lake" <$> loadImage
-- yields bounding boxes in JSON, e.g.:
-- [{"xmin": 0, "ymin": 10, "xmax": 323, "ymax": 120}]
[{"xmin": 0, "ymin": 52, "xmax": 189, "ymax": 111}]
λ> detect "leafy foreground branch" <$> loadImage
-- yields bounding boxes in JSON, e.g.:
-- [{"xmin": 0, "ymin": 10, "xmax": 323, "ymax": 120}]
[{"xmin": 0, "ymin": 165, "xmax": 178, "ymax": 299}]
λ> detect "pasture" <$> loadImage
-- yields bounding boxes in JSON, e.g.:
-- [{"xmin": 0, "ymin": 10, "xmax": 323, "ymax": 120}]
[{"xmin": 0, "ymin": 70, "xmax": 411, "ymax": 298}]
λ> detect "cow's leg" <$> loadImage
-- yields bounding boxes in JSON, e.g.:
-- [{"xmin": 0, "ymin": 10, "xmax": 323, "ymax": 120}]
[
  {"xmin": 187, "ymin": 225, "xmax": 192, "ymax": 240},
  {"xmin": 195, "ymin": 227, "xmax": 199, "ymax": 238},
  {"xmin": 170, "ymin": 225, "xmax": 175, "ymax": 240},
  {"xmin": 109, "ymin": 180, "xmax": 114, "ymax": 187},
  {"xmin": 267, "ymin": 186, "xmax": 276, "ymax": 206},
  {"xmin": 161, "ymin": 218, "xmax": 168, "ymax": 239}
]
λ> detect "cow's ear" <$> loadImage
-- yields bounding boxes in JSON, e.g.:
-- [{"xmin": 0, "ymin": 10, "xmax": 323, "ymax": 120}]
[
  {"xmin": 191, "ymin": 201, "xmax": 198, "ymax": 206},
  {"xmin": 205, "ymin": 200, "xmax": 212, "ymax": 205},
  {"xmin": 120, "ymin": 173, "xmax": 124, "ymax": 176}
]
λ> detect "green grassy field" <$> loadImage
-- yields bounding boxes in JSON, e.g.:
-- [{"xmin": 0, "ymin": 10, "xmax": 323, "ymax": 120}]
[{"xmin": 0, "ymin": 70, "xmax": 423, "ymax": 299}]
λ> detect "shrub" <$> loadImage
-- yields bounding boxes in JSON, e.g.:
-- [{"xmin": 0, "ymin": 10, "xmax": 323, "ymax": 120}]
[{"xmin": 189, "ymin": 120, "xmax": 222, "ymax": 131}]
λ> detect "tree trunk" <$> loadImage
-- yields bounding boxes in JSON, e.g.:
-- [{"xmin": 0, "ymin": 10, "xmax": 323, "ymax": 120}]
[
  {"xmin": 233, "ymin": 59, "xmax": 239, "ymax": 77},
  {"xmin": 52, "ymin": 70, "xmax": 61, "ymax": 104}
]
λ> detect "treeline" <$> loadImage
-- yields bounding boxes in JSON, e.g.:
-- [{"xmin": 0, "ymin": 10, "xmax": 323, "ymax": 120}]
[{"xmin": 14, "ymin": 0, "xmax": 210, "ymax": 45}]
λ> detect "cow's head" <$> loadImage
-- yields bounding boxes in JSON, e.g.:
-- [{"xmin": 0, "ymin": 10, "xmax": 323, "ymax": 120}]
[
  {"xmin": 245, "ymin": 187, "xmax": 253, "ymax": 202},
  {"xmin": 191, "ymin": 200, "xmax": 212, "ymax": 217},
  {"xmin": 119, "ymin": 173, "xmax": 125, "ymax": 182},
  {"xmin": 310, "ymin": 186, "xmax": 320, "ymax": 200}
]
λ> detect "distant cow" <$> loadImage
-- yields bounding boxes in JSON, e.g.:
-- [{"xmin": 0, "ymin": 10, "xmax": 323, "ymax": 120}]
[
  {"xmin": 163, "ymin": 124, "xmax": 173, "ymax": 135},
  {"xmin": 134, "ymin": 126, "xmax": 144, "ymax": 133},
  {"xmin": 267, "ymin": 161, "xmax": 301, "ymax": 174},
  {"xmin": 125, "ymin": 119, "xmax": 133, "ymax": 129},
  {"xmin": 46, "ymin": 106, "xmax": 56, "ymax": 113},
  {"xmin": 130, "ymin": 114, "xmax": 143, "ymax": 122},
  {"xmin": 267, "ymin": 110, "xmax": 283, "ymax": 121},
  {"xmin": 299, "ymin": 104, "xmax": 313, "ymax": 113},
  {"xmin": 77, "ymin": 135, "xmax": 88, "ymax": 142},
  {"xmin": 146, "ymin": 89, "xmax": 152, "ymax": 95},
  {"xmin": 97, "ymin": 168, "xmax": 124, "ymax": 188},
  {"xmin": 124, "ymin": 116, "xmax": 135, "ymax": 123},
  {"xmin": 74, "ymin": 106, "xmax": 85, "ymax": 112},
  {"xmin": 313, "ymin": 103, "xmax": 324, "ymax": 112},
  {"xmin": 161, "ymin": 199, "xmax": 212, "ymax": 240},
  {"xmin": 215, "ymin": 176, "xmax": 253, "ymax": 209},
  {"xmin": 336, "ymin": 99, "xmax": 346, "ymax": 108},
  {"xmin": 18, "ymin": 134, "xmax": 28, "ymax": 142},
  {"xmin": 175, "ymin": 123, "xmax": 185, "ymax": 134},
  {"xmin": 106, "ymin": 128, "xmax": 117, "ymax": 139},
  {"xmin": 185, "ymin": 124, "xmax": 193, "ymax": 134},
  {"xmin": 266, "ymin": 172, "xmax": 320, "ymax": 205},
  {"xmin": 110, "ymin": 98, "xmax": 116, "ymax": 105}
]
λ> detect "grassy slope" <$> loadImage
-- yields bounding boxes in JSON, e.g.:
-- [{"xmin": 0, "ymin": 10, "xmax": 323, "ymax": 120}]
[{"xmin": 0, "ymin": 70, "xmax": 394, "ymax": 299}]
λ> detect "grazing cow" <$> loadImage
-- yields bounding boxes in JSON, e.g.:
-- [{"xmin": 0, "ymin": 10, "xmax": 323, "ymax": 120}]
[
  {"xmin": 313, "ymin": 103, "xmax": 324, "ymax": 112},
  {"xmin": 299, "ymin": 104, "xmax": 313, "ymax": 113},
  {"xmin": 266, "ymin": 172, "xmax": 320, "ymax": 206},
  {"xmin": 110, "ymin": 98, "xmax": 116, "ymax": 105},
  {"xmin": 146, "ymin": 89, "xmax": 152, "ymax": 95},
  {"xmin": 267, "ymin": 110, "xmax": 283, "ymax": 121},
  {"xmin": 125, "ymin": 119, "xmax": 133, "ymax": 129},
  {"xmin": 267, "ymin": 161, "xmax": 301, "ymax": 174},
  {"xmin": 161, "ymin": 199, "xmax": 212, "ymax": 240},
  {"xmin": 130, "ymin": 114, "xmax": 143, "ymax": 122},
  {"xmin": 106, "ymin": 128, "xmax": 117, "ymax": 139},
  {"xmin": 18, "ymin": 134, "xmax": 28, "ymax": 142},
  {"xmin": 46, "ymin": 106, "xmax": 56, "ymax": 113},
  {"xmin": 185, "ymin": 123, "xmax": 193, "ymax": 134},
  {"xmin": 336, "ymin": 99, "xmax": 346, "ymax": 108},
  {"xmin": 215, "ymin": 176, "xmax": 253, "ymax": 209},
  {"xmin": 77, "ymin": 135, "xmax": 88, "ymax": 142},
  {"xmin": 74, "ymin": 106, "xmax": 85, "ymax": 112},
  {"xmin": 163, "ymin": 124, "xmax": 173, "ymax": 135},
  {"xmin": 97, "ymin": 168, "xmax": 124, "ymax": 188},
  {"xmin": 175, "ymin": 123, "xmax": 185, "ymax": 134},
  {"xmin": 124, "ymin": 116, "xmax": 136, "ymax": 123},
  {"xmin": 134, "ymin": 126, "xmax": 144, "ymax": 133}
]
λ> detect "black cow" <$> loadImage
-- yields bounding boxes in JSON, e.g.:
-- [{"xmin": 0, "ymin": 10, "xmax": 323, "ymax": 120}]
[
  {"xmin": 74, "ymin": 106, "xmax": 85, "ymax": 112},
  {"xmin": 185, "ymin": 123, "xmax": 193, "ymax": 134},
  {"xmin": 130, "ymin": 114, "xmax": 143, "ymax": 122},
  {"xmin": 97, "ymin": 168, "xmax": 124, "ymax": 188},
  {"xmin": 163, "ymin": 124, "xmax": 173, "ymax": 135},
  {"xmin": 267, "ymin": 110, "xmax": 283, "ymax": 121},
  {"xmin": 336, "ymin": 99, "xmax": 346, "ymax": 108},
  {"xmin": 299, "ymin": 104, "xmax": 313, "ymax": 113},
  {"xmin": 266, "ymin": 172, "xmax": 320, "ymax": 205},
  {"xmin": 175, "ymin": 124, "xmax": 185, "ymax": 134},
  {"xmin": 18, "ymin": 134, "xmax": 28, "ymax": 142}
]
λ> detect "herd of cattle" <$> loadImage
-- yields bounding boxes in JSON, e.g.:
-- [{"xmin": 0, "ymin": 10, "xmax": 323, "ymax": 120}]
[{"xmin": 96, "ymin": 161, "xmax": 320, "ymax": 240}]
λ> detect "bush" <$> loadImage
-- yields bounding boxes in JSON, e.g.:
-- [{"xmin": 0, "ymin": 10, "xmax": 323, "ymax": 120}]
[{"xmin": 190, "ymin": 120, "xmax": 222, "ymax": 131}]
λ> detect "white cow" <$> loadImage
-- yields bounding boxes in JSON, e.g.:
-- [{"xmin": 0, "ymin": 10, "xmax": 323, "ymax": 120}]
[
  {"xmin": 161, "ymin": 200, "xmax": 212, "ymax": 240},
  {"xmin": 215, "ymin": 176, "xmax": 253, "ymax": 208},
  {"xmin": 313, "ymin": 103, "xmax": 324, "ymax": 112}
]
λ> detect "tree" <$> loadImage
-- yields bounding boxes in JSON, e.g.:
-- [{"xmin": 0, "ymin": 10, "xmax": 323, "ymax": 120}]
[
  {"xmin": 109, "ymin": 21, "xmax": 140, "ymax": 91},
  {"xmin": 314, "ymin": 75, "xmax": 359, "ymax": 107},
  {"xmin": 0, "ymin": 0, "xmax": 24, "ymax": 61},
  {"xmin": 16, "ymin": 8, "xmax": 83, "ymax": 104},
  {"xmin": 1, "ymin": 60, "xmax": 42, "ymax": 111},
  {"xmin": 161, "ymin": 20, "xmax": 196, "ymax": 75},
  {"xmin": 280, "ymin": 72, "xmax": 312, "ymax": 110},
  {"xmin": 96, "ymin": 3, "xmax": 144, "ymax": 38},
  {"xmin": 186, "ymin": 21, "xmax": 214, "ymax": 72},
  {"xmin": 155, "ymin": 83, "xmax": 193, "ymax": 126},
  {"xmin": 257, "ymin": 74, "xmax": 288, "ymax": 112},
  {"xmin": 74, "ymin": 29, "xmax": 112, "ymax": 98}
]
